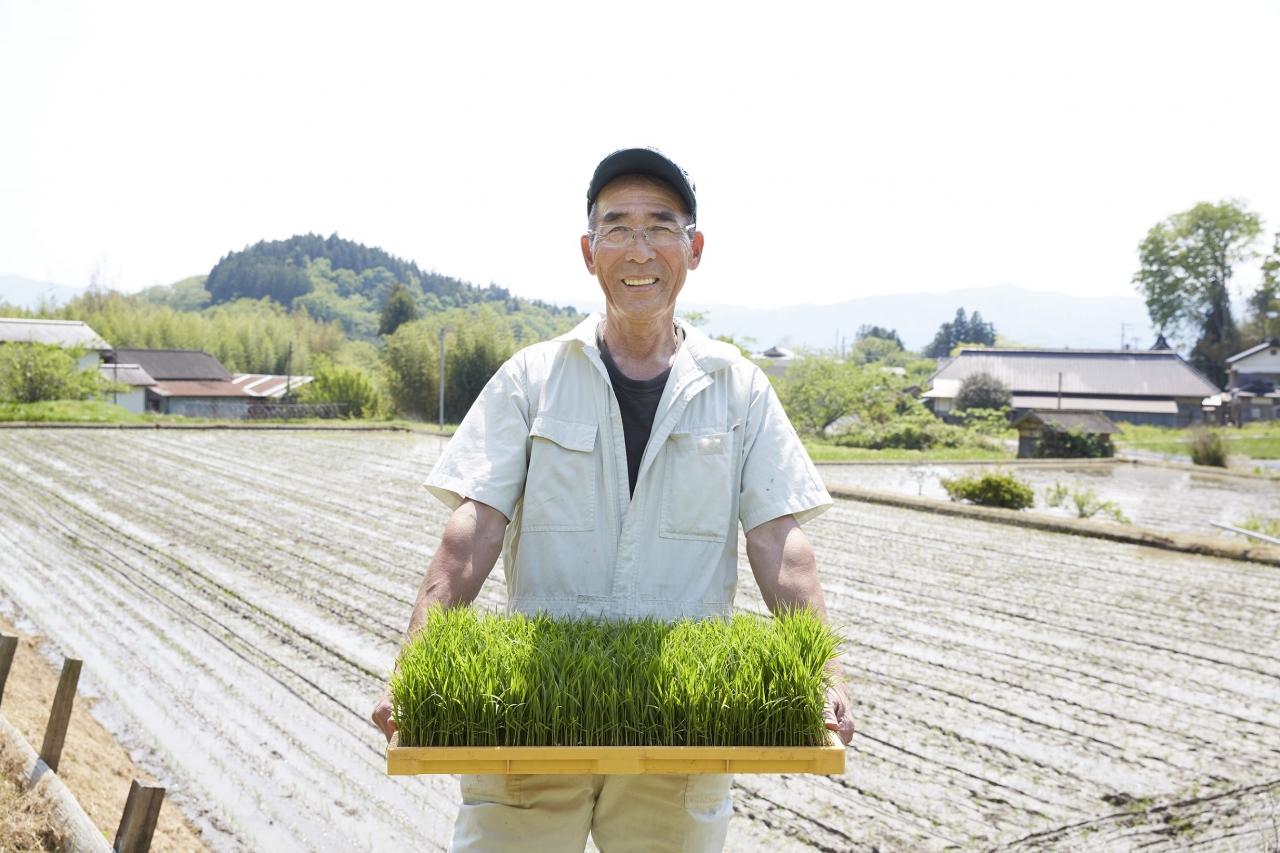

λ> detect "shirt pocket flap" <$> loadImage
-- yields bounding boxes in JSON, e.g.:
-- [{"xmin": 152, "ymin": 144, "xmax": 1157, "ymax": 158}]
[{"xmin": 530, "ymin": 415, "xmax": 597, "ymax": 453}]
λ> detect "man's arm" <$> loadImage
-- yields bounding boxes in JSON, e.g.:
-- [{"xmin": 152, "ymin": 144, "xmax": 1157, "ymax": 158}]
[
  {"xmin": 370, "ymin": 498, "xmax": 509, "ymax": 742},
  {"xmin": 745, "ymin": 514, "xmax": 855, "ymax": 745}
]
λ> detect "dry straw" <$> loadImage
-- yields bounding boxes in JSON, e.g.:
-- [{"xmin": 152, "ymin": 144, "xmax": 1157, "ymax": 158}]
[{"xmin": 391, "ymin": 608, "xmax": 841, "ymax": 749}]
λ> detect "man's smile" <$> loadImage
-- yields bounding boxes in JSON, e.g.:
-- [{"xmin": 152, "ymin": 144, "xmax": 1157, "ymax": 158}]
[{"xmin": 623, "ymin": 277, "xmax": 658, "ymax": 287}]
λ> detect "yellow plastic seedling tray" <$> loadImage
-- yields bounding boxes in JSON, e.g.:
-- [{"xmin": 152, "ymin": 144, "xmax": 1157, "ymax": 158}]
[{"xmin": 386, "ymin": 731, "xmax": 845, "ymax": 775}]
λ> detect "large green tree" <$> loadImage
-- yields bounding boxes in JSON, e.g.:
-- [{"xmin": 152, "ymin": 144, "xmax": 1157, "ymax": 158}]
[
  {"xmin": 923, "ymin": 308, "xmax": 996, "ymax": 358},
  {"xmin": 1133, "ymin": 200, "xmax": 1262, "ymax": 386},
  {"xmin": 1241, "ymin": 231, "xmax": 1280, "ymax": 343},
  {"xmin": 379, "ymin": 281, "xmax": 420, "ymax": 336}
]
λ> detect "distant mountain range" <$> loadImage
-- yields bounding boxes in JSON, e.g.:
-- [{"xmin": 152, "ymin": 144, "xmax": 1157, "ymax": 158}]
[
  {"xmin": 0, "ymin": 275, "xmax": 89, "ymax": 310},
  {"xmin": 4, "ymin": 272, "xmax": 1160, "ymax": 354},
  {"xmin": 584, "ymin": 284, "xmax": 1157, "ymax": 352}
]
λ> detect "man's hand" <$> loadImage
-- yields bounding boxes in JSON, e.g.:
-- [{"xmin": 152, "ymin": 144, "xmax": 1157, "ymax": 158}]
[
  {"xmin": 372, "ymin": 687, "xmax": 397, "ymax": 744},
  {"xmin": 824, "ymin": 679, "xmax": 855, "ymax": 745}
]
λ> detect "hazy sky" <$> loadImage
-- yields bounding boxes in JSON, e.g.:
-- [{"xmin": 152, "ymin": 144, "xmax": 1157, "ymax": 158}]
[{"xmin": 2, "ymin": 1, "xmax": 1278, "ymax": 309}]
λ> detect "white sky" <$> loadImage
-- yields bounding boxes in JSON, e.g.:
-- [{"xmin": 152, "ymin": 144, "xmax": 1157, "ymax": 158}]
[{"xmin": 2, "ymin": 0, "xmax": 1278, "ymax": 310}]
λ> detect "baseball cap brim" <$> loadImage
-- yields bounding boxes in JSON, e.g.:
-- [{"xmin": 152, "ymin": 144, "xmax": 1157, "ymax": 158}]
[{"xmin": 587, "ymin": 148, "xmax": 696, "ymax": 221}]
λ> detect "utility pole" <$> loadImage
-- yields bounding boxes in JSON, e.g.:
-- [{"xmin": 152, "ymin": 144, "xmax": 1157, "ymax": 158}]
[
  {"xmin": 1057, "ymin": 372, "xmax": 1063, "ymax": 410},
  {"xmin": 1120, "ymin": 322, "xmax": 1126, "ymax": 350},
  {"xmin": 284, "ymin": 341, "xmax": 293, "ymax": 423},
  {"xmin": 438, "ymin": 327, "xmax": 447, "ymax": 432}
]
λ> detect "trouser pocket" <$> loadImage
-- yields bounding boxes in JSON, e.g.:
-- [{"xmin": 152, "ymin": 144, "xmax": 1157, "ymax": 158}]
[{"xmin": 460, "ymin": 773, "xmax": 524, "ymax": 807}]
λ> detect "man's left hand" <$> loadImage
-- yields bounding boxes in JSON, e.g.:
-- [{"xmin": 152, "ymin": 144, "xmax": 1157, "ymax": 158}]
[{"xmin": 824, "ymin": 681, "xmax": 855, "ymax": 745}]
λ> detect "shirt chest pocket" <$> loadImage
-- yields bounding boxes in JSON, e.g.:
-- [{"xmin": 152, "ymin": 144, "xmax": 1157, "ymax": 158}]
[
  {"xmin": 523, "ymin": 415, "xmax": 598, "ymax": 532},
  {"xmin": 659, "ymin": 424, "xmax": 739, "ymax": 543}
]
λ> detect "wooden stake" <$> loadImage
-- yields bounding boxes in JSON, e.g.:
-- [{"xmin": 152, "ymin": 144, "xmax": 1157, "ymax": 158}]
[
  {"xmin": 0, "ymin": 633, "xmax": 16, "ymax": 709},
  {"xmin": 40, "ymin": 657, "xmax": 81, "ymax": 773},
  {"xmin": 113, "ymin": 779, "xmax": 166, "ymax": 853}
]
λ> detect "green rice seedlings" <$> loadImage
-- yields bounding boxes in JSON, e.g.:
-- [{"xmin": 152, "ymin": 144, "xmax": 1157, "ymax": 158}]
[{"xmin": 389, "ymin": 607, "xmax": 842, "ymax": 749}]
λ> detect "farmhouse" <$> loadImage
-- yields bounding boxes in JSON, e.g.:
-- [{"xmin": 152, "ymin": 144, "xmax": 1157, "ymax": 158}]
[
  {"xmin": 1214, "ymin": 337, "xmax": 1280, "ymax": 425},
  {"xmin": 925, "ymin": 347, "xmax": 1219, "ymax": 428},
  {"xmin": 97, "ymin": 362, "xmax": 156, "ymax": 414},
  {"xmin": 0, "ymin": 317, "xmax": 112, "ymax": 369},
  {"xmin": 108, "ymin": 348, "xmax": 255, "ymax": 417}
]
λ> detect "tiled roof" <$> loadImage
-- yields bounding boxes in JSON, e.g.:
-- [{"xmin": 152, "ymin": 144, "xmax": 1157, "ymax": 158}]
[
  {"xmin": 929, "ymin": 348, "xmax": 1218, "ymax": 398},
  {"xmin": 0, "ymin": 318, "xmax": 110, "ymax": 350},
  {"xmin": 1011, "ymin": 409, "xmax": 1124, "ymax": 434},
  {"xmin": 149, "ymin": 380, "xmax": 254, "ymax": 398},
  {"xmin": 112, "ymin": 348, "xmax": 231, "ymax": 381}
]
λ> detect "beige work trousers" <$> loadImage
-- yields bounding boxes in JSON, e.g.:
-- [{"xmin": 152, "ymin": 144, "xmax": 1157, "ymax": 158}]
[{"xmin": 450, "ymin": 773, "xmax": 734, "ymax": 853}]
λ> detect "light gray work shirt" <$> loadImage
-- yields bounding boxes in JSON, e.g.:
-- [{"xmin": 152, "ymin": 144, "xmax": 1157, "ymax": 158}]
[{"xmin": 424, "ymin": 313, "xmax": 832, "ymax": 620}]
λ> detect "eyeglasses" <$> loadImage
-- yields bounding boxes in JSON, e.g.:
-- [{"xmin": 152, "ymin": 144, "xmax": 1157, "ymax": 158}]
[{"xmin": 588, "ymin": 223, "xmax": 695, "ymax": 248}]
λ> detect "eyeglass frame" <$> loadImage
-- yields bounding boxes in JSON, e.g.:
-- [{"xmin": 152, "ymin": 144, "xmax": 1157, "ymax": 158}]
[{"xmin": 587, "ymin": 222, "xmax": 697, "ymax": 248}]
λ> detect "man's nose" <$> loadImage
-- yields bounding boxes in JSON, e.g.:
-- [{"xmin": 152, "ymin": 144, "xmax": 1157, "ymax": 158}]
[{"xmin": 625, "ymin": 232, "xmax": 657, "ymax": 262}]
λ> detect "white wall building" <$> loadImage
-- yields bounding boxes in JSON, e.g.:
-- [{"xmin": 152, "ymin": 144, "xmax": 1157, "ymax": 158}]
[{"xmin": 0, "ymin": 318, "xmax": 112, "ymax": 369}]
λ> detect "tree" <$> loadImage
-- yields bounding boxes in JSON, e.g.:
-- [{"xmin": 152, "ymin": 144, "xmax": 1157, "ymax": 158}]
[
  {"xmin": 302, "ymin": 359, "xmax": 382, "ymax": 418},
  {"xmin": 1241, "ymin": 231, "xmax": 1280, "ymax": 343},
  {"xmin": 855, "ymin": 325, "xmax": 904, "ymax": 349},
  {"xmin": 0, "ymin": 343, "xmax": 113, "ymax": 403},
  {"xmin": 379, "ymin": 281, "xmax": 420, "ymax": 336},
  {"xmin": 772, "ymin": 356, "xmax": 917, "ymax": 436},
  {"xmin": 1134, "ymin": 200, "xmax": 1262, "ymax": 387},
  {"xmin": 953, "ymin": 372, "xmax": 1011, "ymax": 411},
  {"xmin": 923, "ymin": 308, "xmax": 996, "ymax": 358}
]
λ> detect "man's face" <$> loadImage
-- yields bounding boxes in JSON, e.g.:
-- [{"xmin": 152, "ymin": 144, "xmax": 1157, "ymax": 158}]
[{"xmin": 580, "ymin": 176, "xmax": 704, "ymax": 326}]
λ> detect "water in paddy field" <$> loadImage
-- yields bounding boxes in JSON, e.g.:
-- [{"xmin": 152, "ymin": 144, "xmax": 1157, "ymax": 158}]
[
  {"xmin": 818, "ymin": 460, "xmax": 1280, "ymax": 536},
  {"xmin": 1, "ymin": 430, "xmax": 1278, "ymax": 852}
]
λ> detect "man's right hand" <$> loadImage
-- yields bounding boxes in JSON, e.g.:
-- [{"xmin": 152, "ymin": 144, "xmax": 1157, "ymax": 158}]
[{"xmin": 372, "ymin": 687, "xmax": 398, "ymax": 743}]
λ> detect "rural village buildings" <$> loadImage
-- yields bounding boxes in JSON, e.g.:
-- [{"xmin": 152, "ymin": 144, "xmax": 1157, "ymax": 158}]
[
  {"xmin": 107, "ymin": 348, "xmax": 312, "ymax": 417},
  {"xmin": 1207, "ymin": 337, "xmax": 1280, "ymax": 425},
  {"xmin": 0, "ymin": 317, "xmax": 111, "ymax": 369},
  {"xmin": 924, "ymin": 346, "xmax": 1220, "ymax": 429}
]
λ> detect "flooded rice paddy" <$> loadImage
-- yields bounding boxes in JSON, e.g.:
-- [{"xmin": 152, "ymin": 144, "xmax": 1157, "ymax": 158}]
[
  {"xmin": 0, "ymin": 429, "xmax": 1278, "ymax": 852},
  {"xmin": 818, "ymin": 460, "xmax": 1280, "ymax": 537}
]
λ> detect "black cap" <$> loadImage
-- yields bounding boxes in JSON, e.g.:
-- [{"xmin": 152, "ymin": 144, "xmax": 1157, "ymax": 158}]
[{"xmin": 587, "ymin": 147, "xmax": 696, "ymax": 222}]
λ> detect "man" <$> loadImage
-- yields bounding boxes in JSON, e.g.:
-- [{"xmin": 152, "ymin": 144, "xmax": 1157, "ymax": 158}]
[{"xmin": 372, "ymin": 148, "xmax": 854, "ymax": 852}]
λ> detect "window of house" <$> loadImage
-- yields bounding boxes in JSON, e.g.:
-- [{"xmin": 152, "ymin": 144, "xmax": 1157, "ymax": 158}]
[{"xmin": 1252, "ymin": 407, "xmax": 1262, "ymax": 419}]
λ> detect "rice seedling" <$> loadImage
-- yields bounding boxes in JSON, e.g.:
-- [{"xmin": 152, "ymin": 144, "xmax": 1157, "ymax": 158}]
[{"xmin": 389, "ymin": 607, "xmax": 841, "ymax": 749}]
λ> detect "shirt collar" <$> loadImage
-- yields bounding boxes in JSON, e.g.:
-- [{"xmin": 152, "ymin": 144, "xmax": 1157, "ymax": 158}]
[{"xmin": 556, "ymin": 312, "xmax": 739, "ymax": 377}]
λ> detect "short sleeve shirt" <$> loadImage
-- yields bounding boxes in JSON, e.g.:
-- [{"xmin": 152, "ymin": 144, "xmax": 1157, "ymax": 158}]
[{"xmin": 425, "ymin": 314, "xmax": 832, "ymax": 620}]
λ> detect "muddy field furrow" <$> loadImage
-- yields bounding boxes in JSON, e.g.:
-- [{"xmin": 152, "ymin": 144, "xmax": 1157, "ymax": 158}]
[{"xmin": 2, "ymin": 430, "xmax": 1278, "ymax": 852}]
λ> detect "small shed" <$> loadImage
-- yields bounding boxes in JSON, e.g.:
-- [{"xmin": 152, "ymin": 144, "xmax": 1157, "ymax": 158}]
[
  {"xmin": 98, "ymin": 363, "xmax": 156, "ymax": 414},
  {"xmin": 1011, "ymin": 410, "xmax": 1123, "ymax": 458}
]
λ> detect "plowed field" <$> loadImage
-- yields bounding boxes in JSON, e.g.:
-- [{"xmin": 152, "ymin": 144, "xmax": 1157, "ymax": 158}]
[{"xmin": 0, "ymin": 429, "xmax": 1277, "ymax": 852}]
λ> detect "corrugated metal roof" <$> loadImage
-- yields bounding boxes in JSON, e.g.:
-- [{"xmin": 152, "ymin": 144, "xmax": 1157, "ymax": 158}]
[
  {"xmin": 149, "ymin": 380, "xmax": 254, "ymax": 398},
  {"xmin": 230, "ymin": 373, "xmax": 315, "ymax": 398},
  {"xmin": 928, "ymin": 348, "xmax": 1218, "ymax": 398},
  {"xmin": 0, "ymin": 318, "xmax": 111, "ymax": 350},
  {"xmin": 113, "ymin": 348, "xmax": 231, "ymax": 381},
  {"xmin": 1011, "ymin": 409, "xmax": 1123, "ymax": 434},
  {"xmin": 98, "ymin": 363, "xmax": 155, "ymax": 386}
]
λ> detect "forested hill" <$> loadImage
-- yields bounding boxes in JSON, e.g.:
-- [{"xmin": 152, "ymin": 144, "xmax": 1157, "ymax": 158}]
[
  {"xmin": 153, "ymin": 232, "xmax": 580, "ymax": 342},
  {"xmin": 205, "ymin": 233, "xmax": 504, "ymax": 307}
]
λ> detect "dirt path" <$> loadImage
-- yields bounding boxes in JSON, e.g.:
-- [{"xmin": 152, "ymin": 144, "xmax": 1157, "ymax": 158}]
[
  {"xmin": 0, "ymin": 615, "xmax": 210, "ymax": 852},
  {"xmin": 0, "ymin": 429, "xmax": 1278, "ymax": 851}
]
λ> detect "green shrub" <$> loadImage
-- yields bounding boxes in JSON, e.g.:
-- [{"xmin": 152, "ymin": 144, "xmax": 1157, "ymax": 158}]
[
  {"xmin": 1238, "ymin": 511, "xmax": 1280, "ymax": 538},
  {"xmin": 958, "ymin": 406, "xmax": 1013, "ymax": 436},
  {"xmin": 390, "ymin": 607, "xmax": 840, "ymax": 748},
  {"xmin": 1189, "ymin": 429, "xmax": 1228, "ymax": 467},
  {"xmin": 1043, "ymin": 480, "xmax": 1130, "ymax": 523},
  {"xmin": 0, "ymin": 343, "xmax": 116, "ymax": 403},
  {"xmin": 1033, "ymin": 426, "xmax": 1115, "ymax": 459},
  {"xmin": 940, "ymin": 469, "xmax": 1034, "ymax": 510},
  {"xmin": 834, "ymin": 416, "xmax": 1000, "ymax": 452},
  {"xmin": 954, "ymin": 372, "xmax": 1012, "ymax": 411},
  {"xmin": 301, "ymin": 359, "xmax": 382, "ymax": 418}
]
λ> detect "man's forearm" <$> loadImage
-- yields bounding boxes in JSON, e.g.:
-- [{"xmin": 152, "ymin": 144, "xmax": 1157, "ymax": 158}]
[
  {"xmin": 405, "ymin": 498, "xmax": 508, "ymax": 638},
  {"xmin": 745, "ymin": 514, "xmax": 828, "ymax": 620}
]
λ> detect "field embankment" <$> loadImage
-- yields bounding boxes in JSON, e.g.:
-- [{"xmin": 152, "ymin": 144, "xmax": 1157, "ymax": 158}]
[
  {"xmin": 0, "ymin": 615, "xmax": 209, "ymax": 853},
  {"xmin": 0, "ymin": 430, "xmax": 1278, "ymax": 852}
]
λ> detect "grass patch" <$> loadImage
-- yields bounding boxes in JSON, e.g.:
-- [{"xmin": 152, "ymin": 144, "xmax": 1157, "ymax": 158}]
[
  {"xmin": 1116, "ymin": 421, "xmax": 1280, "ymax": 460},
  {"xmin": 391, "ymin": 608, "xmax": 840, "ymax": 748},
  {"xmin": 0, "ymin": 400, "xmax": 455, "ymax": 432},
  {"xmin": 804, "ymin": 441, "xmax": 1012, "ymax": 462}
]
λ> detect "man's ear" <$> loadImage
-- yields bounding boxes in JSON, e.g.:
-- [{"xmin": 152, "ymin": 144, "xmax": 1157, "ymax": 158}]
[
  {"xmin": 580, "ymin": 235, "xmax": 597, "ymax": 275},
  {"xmin": 687, "ymin": 231, "xmax": 705, "ymax": 271}
]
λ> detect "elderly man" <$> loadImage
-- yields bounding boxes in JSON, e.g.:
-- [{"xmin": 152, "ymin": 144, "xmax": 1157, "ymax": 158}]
[{"xmin": 372, "ymin": 148, "xmax": 853, "ymax": 852}]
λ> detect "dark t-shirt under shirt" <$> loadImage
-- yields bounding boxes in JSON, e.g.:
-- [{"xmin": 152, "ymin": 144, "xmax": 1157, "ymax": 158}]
[{"xmin": 598, "ymin": 339, "xmax": 671, "ymax": 497}]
